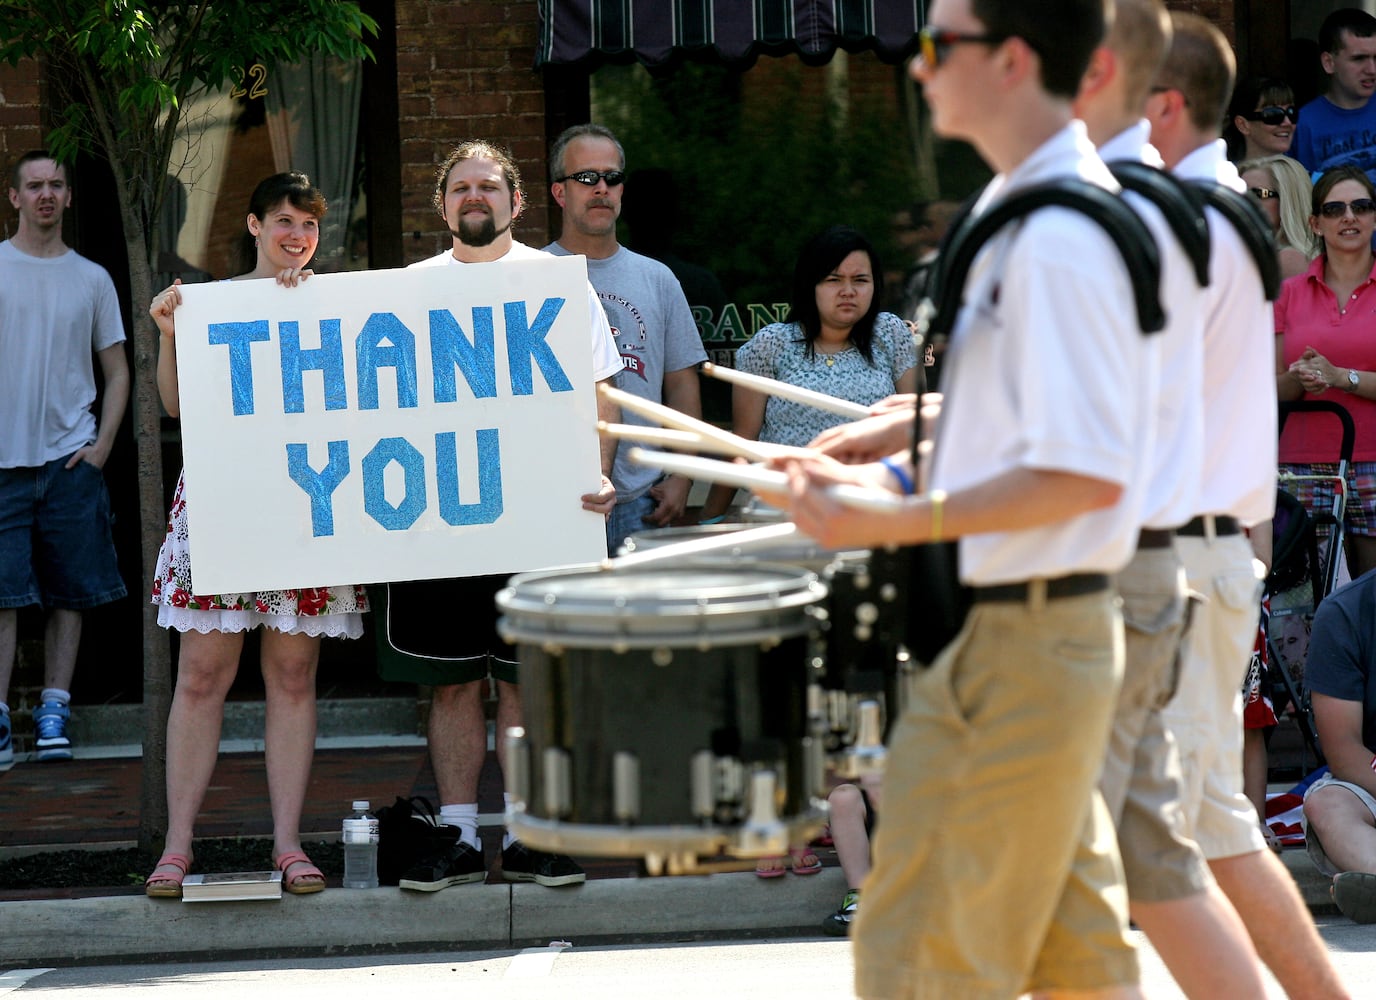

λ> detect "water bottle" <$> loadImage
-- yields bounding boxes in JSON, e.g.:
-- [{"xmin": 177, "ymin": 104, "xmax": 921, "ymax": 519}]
[{"xmin": 342, "ymin": 800, "xmax": 378, "ymax": 889}]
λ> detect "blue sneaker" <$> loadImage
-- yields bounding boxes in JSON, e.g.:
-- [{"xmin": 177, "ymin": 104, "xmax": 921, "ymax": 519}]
[
  {"xmin": 34, "ymin": 701, "xmax": 72, "ymax": 761},
  {"xmin": 0, "ymin": 708, "xmax": 13, "ymax": 770}
]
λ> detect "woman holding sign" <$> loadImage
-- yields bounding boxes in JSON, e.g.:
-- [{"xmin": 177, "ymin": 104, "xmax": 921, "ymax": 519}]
[{"xmin": 143, "ymin": 172, "xmax": 368, "ymax": 898}]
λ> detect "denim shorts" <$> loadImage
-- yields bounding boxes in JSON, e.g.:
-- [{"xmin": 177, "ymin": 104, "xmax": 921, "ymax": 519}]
[
  {"xmin": 0, "ymin": 453, "xmax": 127, "ymax": 610},
  {"xmin": 606, "ymin": 490, "xmax": 657, "ymax": 557}
]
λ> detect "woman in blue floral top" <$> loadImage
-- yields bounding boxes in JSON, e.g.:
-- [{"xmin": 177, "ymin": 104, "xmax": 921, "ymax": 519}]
[{"xmin": 700, "ymin": 226, "xmax": 920, "ymax": 521}]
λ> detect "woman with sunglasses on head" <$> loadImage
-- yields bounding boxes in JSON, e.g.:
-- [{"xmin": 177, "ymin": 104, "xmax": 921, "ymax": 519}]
[
  {"xmin": 1239, "ymin": 154, "xmax": 1316, "ymax": 280},
  {"xmin": 1276, "ymin": 165, "xmax": 1376, "ymax": 577},
  {"xmin": 142, "ymin": 172, "xmax": 368, "ymax": 899},
  {"xmin": 1225, "ymin": 76, "xmax": 1298, "ymax": 163}
]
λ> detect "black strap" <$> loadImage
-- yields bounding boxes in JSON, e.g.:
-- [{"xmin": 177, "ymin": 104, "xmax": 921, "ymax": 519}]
[
  {"xmin": 1188, "ymin": 180, "xmax": 1282, "ymax": 301},
  {"xmin": 922, "ymin": 179, "xmax": 1165, "ymax": 340},
  {"xmin": 1108, "ymin": 160, "xmax": 1211, "ymax": 288}
]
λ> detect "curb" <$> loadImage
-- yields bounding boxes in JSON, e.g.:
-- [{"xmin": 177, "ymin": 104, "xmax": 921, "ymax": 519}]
[{"xmin": 0, "ymin": 869, "xmax": 846, "ymax": 966}]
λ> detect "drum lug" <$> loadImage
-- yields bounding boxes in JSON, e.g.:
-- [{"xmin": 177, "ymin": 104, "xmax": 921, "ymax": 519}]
[
  {"xmin": 835, "ymin": 699, "xmax": 888, "ymax": 780},
  {"xmin": 505, "ymin": 726, "xmax": 531, "ymax": 806},
  {"xmin": 613, "ymin": 751, "xmax": 640, "ymax": 823},
  {"xmin": 691, "ymin": 750, "xmax": 716, "ymax": 822},
  {"xmin": 543, "ymin": 746, "xmax": 572, "ymax": 818}
]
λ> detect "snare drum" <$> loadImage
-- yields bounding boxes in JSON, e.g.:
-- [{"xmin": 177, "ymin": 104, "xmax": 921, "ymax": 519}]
[
  {"xmin": 496, "ymin": 562, "xmax": 829, "ymax": 873},
  {"xmin": 622, "ymin": 522, "xmax": 864, "ymax": 574}
]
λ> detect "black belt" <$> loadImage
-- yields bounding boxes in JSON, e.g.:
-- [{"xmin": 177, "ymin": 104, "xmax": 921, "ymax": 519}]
[
  {"xmin": 973, "ymin": 573, "xmax": 1110, "ymax": 604},
  {"xmin": 1137, "ymin": 528, "xmax": 1175, "ymax": 549},
  {"xmin": 1178, "ymin": 515, "xmax": 1240, "ymax": 537}
]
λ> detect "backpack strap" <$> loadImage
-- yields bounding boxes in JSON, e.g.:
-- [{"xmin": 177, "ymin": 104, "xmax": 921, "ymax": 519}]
[
  {"xmin": 919, "ymin": 178, "xmax": 1165, "ymax": 341},
  {"xmin": 1187, "ymin": 180, "xmax": 1282, "ymax": 301},
  {"xmin": 1108, "ymin": 160, "xmax": 1211, "ymax": 288}
]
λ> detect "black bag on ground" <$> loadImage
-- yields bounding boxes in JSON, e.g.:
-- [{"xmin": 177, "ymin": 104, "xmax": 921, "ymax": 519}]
[{"xmin": 375, "ymin": 795, "xmax": 459, "ymax": 886}]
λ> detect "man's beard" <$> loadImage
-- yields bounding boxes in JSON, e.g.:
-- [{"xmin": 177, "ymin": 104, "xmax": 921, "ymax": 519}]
[{"xmin": 452, "ymin": 212, "xmax": 511, "ymax": 248}]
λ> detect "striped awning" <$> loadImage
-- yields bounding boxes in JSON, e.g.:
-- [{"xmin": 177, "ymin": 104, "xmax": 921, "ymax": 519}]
[{"xmin": 536, "ymin": 0, "xmax": 926, "ymax": 68}]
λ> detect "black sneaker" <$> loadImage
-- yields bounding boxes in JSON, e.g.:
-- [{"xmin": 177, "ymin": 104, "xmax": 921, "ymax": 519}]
[
  {"xmin": 398, "ymin": 839, "xmax": 487, "ymax": 892},
  {"xmin": 821, "ymin": 889, "xmax": 860, "ymax": 936},
  {"xmin": 500, "ymin": 841, "xmax": 586, "ymax": 887}
]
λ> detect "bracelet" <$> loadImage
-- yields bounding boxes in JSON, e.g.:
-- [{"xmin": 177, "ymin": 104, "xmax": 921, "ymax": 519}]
[
  {"xmin": 699, "ymin": 515, "xmax": 726, "ymax": 525},
  {"xmin": 929, "ymin": 489, "xmax": 947, "ymax": 542},
  {"xmin": 879, "ymin": 456, "xmax": 916, "ymax": 496}
]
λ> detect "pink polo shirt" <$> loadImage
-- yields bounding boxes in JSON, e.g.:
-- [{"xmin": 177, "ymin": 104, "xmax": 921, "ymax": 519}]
[{"xmin": 1275, "ymin": 255, "xmax": 1376, "ymax": 463}]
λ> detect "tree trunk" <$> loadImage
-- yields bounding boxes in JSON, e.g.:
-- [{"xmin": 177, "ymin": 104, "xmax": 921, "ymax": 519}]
[{"xmin": 119, "ymin": 207, "xmax": 172, "ymax": 852}]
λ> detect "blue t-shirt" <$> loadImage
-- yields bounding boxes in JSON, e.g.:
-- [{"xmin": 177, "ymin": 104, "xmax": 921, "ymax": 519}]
[
  {"xmin": 1292, "ymin": 95, "xmax": 1376, "ymax": 183},
  {"xmin": 1307, "ymin": 568, "xmax": 1376, "ymax": 750}
]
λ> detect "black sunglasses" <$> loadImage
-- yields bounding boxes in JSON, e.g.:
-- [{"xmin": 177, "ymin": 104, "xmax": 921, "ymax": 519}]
[
  {"xmin": 917, "ymin": 26, "xmax": 1008, "ymax": 68},
  {"xmin": 1243, "ymin": 105, "xmax": 1298, "ymax": 126},
  {"xmin": 1318, "ymin": 199, "xmax": 1376, "ymax": 218},
  {"xmin": 557, "ymin": 169, "xmax": 626, "ymax": 187},
  {"xmin": 1249, "ymin": 187, "xmax": 1279, "ymax": 200}
]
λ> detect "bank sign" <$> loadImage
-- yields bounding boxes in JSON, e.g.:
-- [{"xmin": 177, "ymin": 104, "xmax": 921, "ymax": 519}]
[{"xmin": 173, "ymin": 255, "xmax": 607, "ymax": 595}]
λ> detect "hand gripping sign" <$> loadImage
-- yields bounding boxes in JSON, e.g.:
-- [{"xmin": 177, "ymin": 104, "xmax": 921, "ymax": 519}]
[{"xmin": 173, "ymin": 255, "xmax": 606, "ymax": 595}]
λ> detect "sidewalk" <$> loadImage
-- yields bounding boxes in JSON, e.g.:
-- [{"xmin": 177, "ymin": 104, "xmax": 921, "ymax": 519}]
[{"xmin": 0, "ymin": 731, "xmax": 1342, "ymax": 967}]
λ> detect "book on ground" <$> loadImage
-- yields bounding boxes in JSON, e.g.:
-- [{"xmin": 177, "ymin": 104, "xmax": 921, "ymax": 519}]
[{"xmin": 181, "ymin": 870, "xmax": 283, "ymax": 902}]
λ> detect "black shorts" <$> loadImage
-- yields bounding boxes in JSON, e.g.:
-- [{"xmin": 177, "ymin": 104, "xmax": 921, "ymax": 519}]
[{"xmin": 371, "ymin": 575, "xmax": 518, "ymax": 685}]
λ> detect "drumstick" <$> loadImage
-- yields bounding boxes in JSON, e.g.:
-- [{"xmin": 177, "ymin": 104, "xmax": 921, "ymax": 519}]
[
  {"xmin": 598, "ymin": 383, "xmax": 780, "ymax": 463},
  {"xmin": 602, "ymin": 521, "xmax": 802, "ymax": 570},
  {"xmin": 596, "ymin": 421, "xmax": 760, "ymax": 460},
  {"xmin": 627, "ymin": 448, "xmax": 912, "ymax": 514},
  {"xmin": 700, "ymin": 362, "xmax": 872, "ymax": 420}
]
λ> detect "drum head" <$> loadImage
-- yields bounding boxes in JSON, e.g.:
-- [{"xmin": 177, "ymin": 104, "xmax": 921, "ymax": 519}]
[
  {"xmin": 497, "ymin": 562, "xmax": 825, "ymax": 649},
  {"xmin": 621, "ymin": 523, "xmax": 865, "ymax": 572}
]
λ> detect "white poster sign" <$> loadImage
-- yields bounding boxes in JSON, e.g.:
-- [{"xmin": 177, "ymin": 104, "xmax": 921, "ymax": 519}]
[{"xmin": 173, "ymin": 256, "xmax": 607, "ymax": 595}]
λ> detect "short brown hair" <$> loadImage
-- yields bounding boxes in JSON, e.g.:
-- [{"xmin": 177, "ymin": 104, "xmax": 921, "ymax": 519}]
[
  {"xmin": 1105, "ymin": 0, "xmax": 1171, "ymax": 114},
  {"xmin": 9, "ymin": 149, "xmax": 66, "ymax": 191},
  {"xmin": 1155, "ymin": 13, "xmax": 1235, "ymax": 133}
]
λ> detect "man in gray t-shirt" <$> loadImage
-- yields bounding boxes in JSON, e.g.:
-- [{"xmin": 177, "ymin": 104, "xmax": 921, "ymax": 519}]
[
  {"xmin": 0, "ymin": 151, "xmax": 129, "ymax": 769},
  {"xmin": 544, "ymin": 124, "xmax": 707, "ymax": 554}
]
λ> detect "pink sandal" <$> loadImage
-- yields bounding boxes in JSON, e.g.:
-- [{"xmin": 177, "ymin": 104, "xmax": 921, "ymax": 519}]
[
  {"xmin": 789, "ymin": 847, "xmax": 823, "ymax": 875},
  {"xmin": 144, "ymin": 853, "xmax": 191, "ymax": 898},
  {"xmin": 755, "ymin": 855, "xmax": 787, "ymax": 879},
  {"xmin": 274, "ymin": 850, "xmax": 326, "ymax": 894}
]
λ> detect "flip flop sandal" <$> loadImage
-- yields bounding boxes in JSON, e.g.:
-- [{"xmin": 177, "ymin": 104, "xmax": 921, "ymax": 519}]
[
  {"xmin": 144, "ymin": 853, "xmax": 191, "ymax": 899},
  {"xmin": 755, "ymin": 856, "xmax": 787, "ymax": 879},
  {"xmin": 274, "ymin": 850, "xmax": 326, "ymax": 894},
  {"xmin": 789, "ymin": 847, "xmax": 823, "ymax": 875}
]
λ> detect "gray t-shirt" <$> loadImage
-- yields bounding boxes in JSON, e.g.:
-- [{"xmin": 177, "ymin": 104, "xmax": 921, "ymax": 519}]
[
  {"xmin": 544, "ymin": 243, "xmax": 707, "ymax": 502},
  {"xmin": 0, "ymin": 241, "xmax": 125, "ymax": 467}
]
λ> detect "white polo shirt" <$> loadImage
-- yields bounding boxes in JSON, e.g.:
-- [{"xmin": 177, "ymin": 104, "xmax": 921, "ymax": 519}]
[
  {"xmin": 411, "ymin": 241, "xmax": 623, "ymax": 382},
  {"xmin": 1172, "ymin": 142, "xmax": 1277, "ymax": 527},
  {"xmin": 931, "ymin": 122, "xmax": 1144, "ymax": 585},
  {"xmin": 1098, "ymin": 121, "xmax": 1204, "ymax": 531}
]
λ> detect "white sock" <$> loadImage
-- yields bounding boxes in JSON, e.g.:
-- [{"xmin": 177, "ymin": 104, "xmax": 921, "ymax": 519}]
[
  {"xmin": 40, "ymin": 688, "xmax": 70, "ymax": 706},
  {"xmin": 502, "ymin": 794, "xmax": 517, "ymax": 850},
  {"xmin": 439, "ymin": 803, "xmax": 480, "ymax": 850}
]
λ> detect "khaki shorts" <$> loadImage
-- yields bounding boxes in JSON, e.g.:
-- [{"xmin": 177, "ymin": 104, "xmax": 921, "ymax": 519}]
[
  {"xmin": 1165, "ymin": 534, "xmax": 1267, "ymax": 859},
  {"xmin": 1104, "ymin": 546, "xmax": 1212, "ymax": 902},
  {"xmin": 852, "ymin": 586, "xmax": 1138, "ymax": 999}
]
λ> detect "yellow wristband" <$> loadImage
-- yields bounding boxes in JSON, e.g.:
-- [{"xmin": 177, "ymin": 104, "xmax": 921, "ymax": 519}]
[{"xmin": 929, "ymin": 489, "xmax": 947, "ymax": 542}]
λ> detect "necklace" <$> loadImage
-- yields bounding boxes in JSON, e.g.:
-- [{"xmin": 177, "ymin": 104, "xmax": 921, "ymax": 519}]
[{"xmin": 819, "ymin": 343, "xmax": 852, "ymax": 367}]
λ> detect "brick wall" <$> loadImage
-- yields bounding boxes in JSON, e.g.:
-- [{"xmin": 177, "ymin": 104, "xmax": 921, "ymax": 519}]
[
  {"xmin": 0, "ymin": 57, "xmax": 44, "ymax": 239},
  {"xmin": 394, "ymin": 0, "xmax": 548, "ymax": 264},
  {"xmin": 1166, "ymin": 0, "xmax": 1236, "ymax": 44}
]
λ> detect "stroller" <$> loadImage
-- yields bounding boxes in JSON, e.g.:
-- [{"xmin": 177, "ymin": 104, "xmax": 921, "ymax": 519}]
[{"xmin": 1264, "ymin": 399, "xmax": 1357, "ymax": 770}]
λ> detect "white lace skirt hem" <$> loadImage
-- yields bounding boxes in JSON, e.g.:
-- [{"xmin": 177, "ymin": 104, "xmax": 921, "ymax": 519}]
[{"xmin": 156, "ymin": 604, "xmax": 365, "ymax": 639}]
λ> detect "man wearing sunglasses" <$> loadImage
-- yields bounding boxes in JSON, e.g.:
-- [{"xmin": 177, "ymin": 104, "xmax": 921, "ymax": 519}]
[
  {"xmin": 1147, "ymin": 15, "xmax": 1354, "ymax": 1000},
  {"xmin": 777, "ymin": 0, "xmax": 1154, "ymax": 996},
  {"xmin": 544, "ymin": 124, "xmax": 706, "ymax": 555},
  {"xmin": 1293, "ymin": 8, "xmax": 1376, "ymax": 183}
]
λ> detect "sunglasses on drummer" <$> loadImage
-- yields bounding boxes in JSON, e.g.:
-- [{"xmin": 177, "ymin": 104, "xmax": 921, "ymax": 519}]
[
  {"xmin": 1319, "ymin": 199, "xmax": 1376, "ymax": 218},
  {"xmin": 1242, "ymin": 105, "xmax": 1298, "ymax": 126},
  {"xmin": 556, "ymin": 169, "xmax": 626, "ymax": 187},
  {"xmin": 917, "ymin": 26, "xmax": 1009, "ymax": 68}
]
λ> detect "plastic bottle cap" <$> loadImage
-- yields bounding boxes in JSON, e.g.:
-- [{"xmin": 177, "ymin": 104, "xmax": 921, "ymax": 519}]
[{"xmin": 352, "ymin": 800, "xmax": 370, "ymax": 811}]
